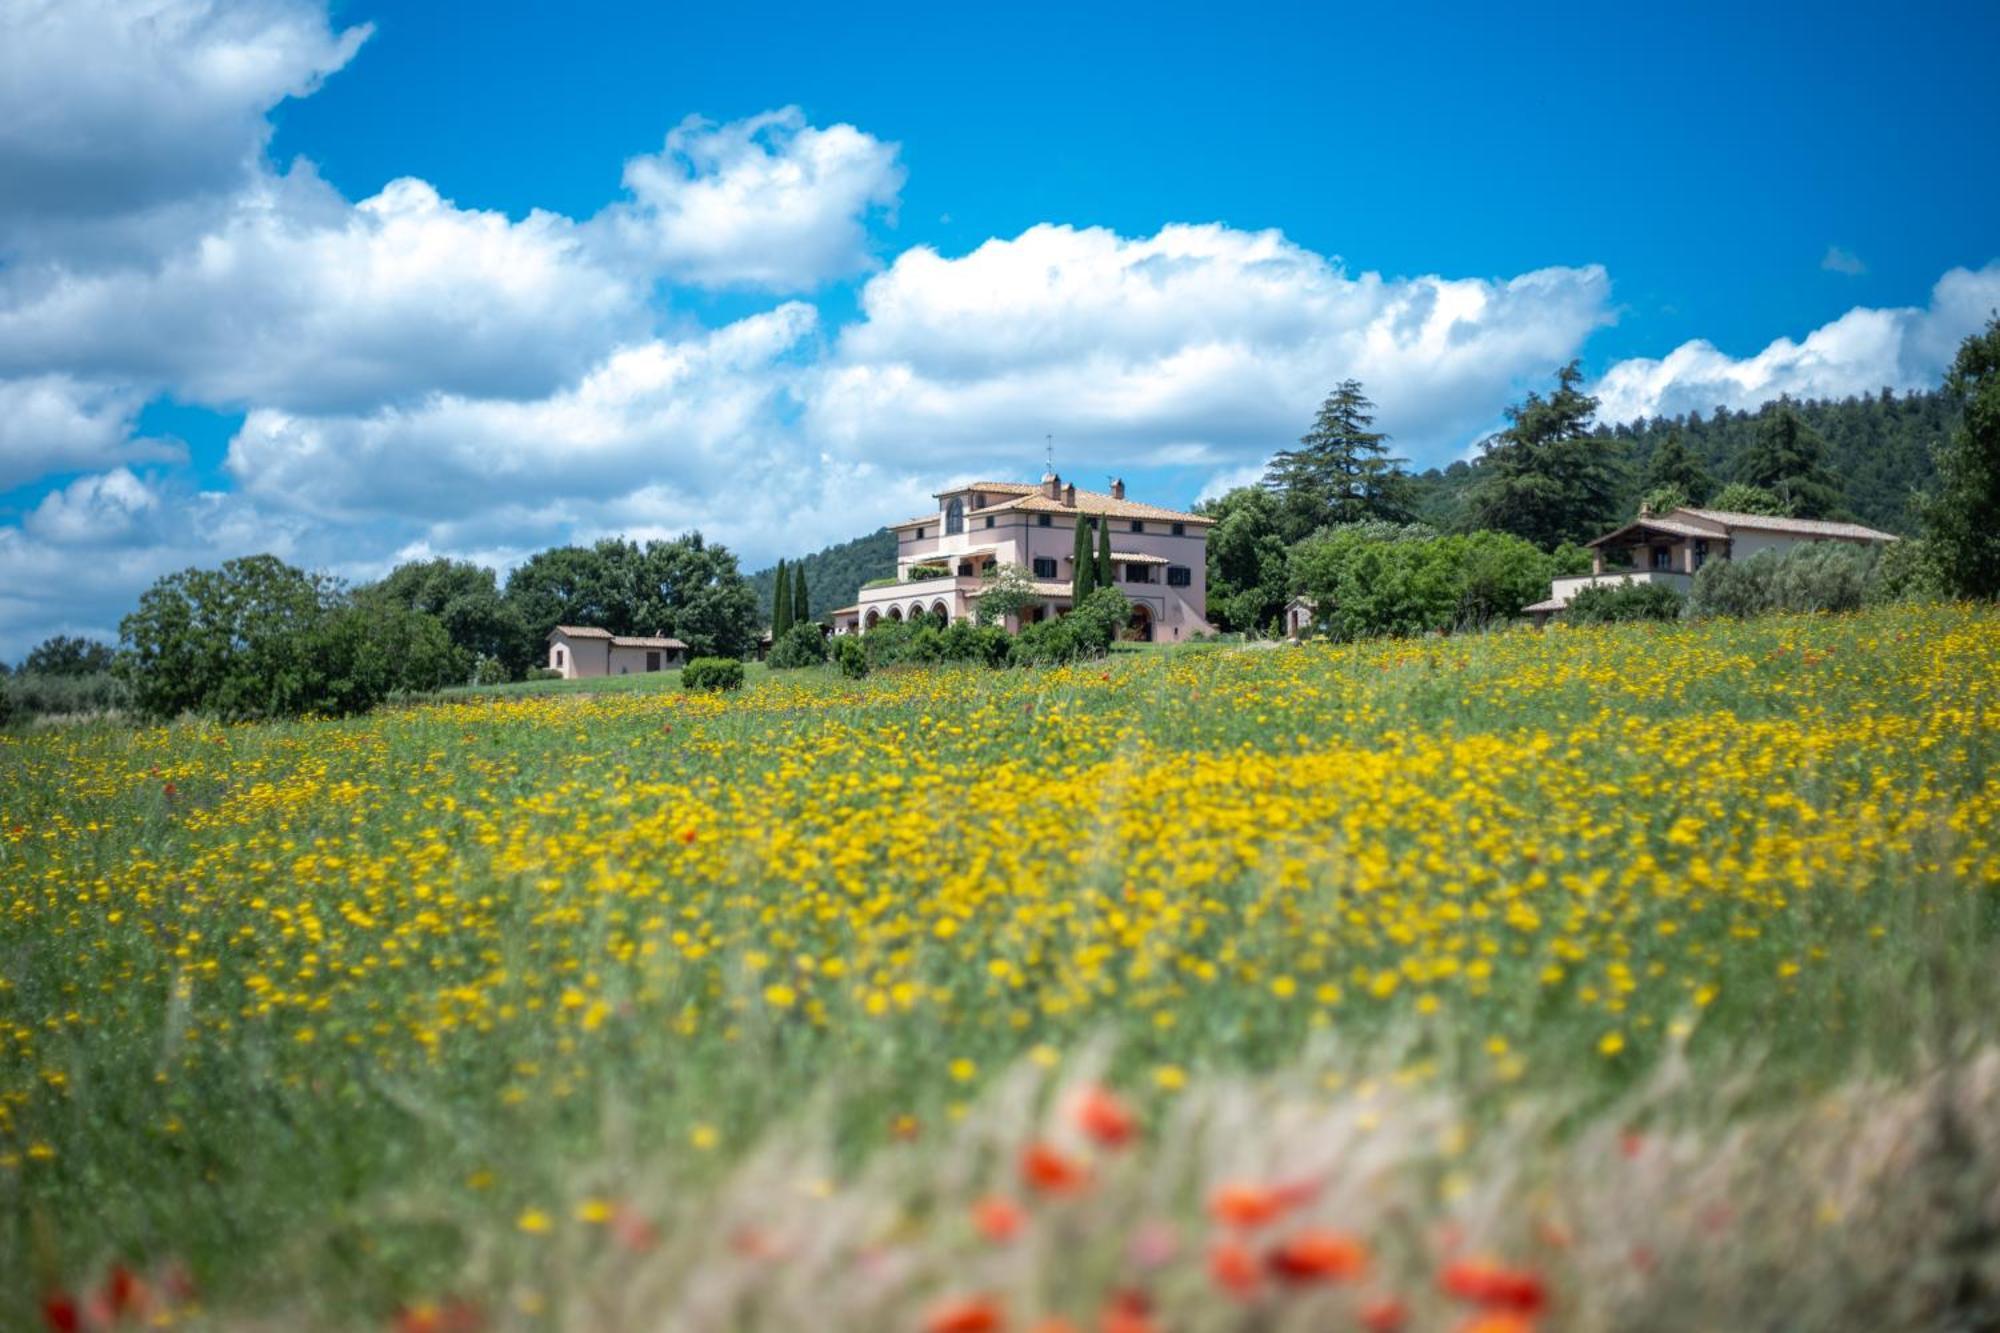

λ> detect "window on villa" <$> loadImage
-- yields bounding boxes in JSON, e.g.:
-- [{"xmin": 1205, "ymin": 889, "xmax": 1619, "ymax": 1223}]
[
  {"xmin": 1694, "ymin": 539, "xmax": 1709, "ymax": 569},
  {"xmin": 1167, "ymin": 565, "xmax": 1191, "ymax": 587},
  {"xmin": 974, "ymin": 493, "xmax": 986, "ymax": 508},
  {"xmin": 1037, "ymin": 514, "xmax": 1053, "ymax": 527},
  {"xmin": 945, "ymin": 497, "xmax": 964, "ymax": 536},
  {"xmin": 1650, "ymin": 546, "xmax": 1673, "ymax": 571},
  {"xmin": 1033, "ymin": 557, "xmax": 1057, "ymax": 578},
  {"xmin": 1130, "ymin": 520, "xmax": 1144, "ymax": 532},
  {"xmin": 1171, "ymin": 522, "xmax": 1186, "ymax": 536},
  {"xmin": 915, "ymin": 527, "xmax": 926, "ymax": 539},
  {"xmin": 1125, "ymin": 564, "xmax": 1156, "ymax": 583},
  {"xmin": 984, "ymin": 516, "xmax": 995, "ymax": 528}
]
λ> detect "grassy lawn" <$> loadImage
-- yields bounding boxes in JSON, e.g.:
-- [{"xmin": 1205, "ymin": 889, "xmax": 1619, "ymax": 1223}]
[{"xmin": 3, "ymin": 604, "xmax": 1997, "ymax": 1330}]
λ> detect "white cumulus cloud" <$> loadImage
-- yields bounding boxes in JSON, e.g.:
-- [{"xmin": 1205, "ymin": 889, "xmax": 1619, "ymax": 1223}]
[
  {"xmin": 1592, "ymin": 261, "xmax": 2000, "ymax": 424},
  {"xmin": 0, "ymin": 0, "xmax": 368, "ymax": 237},
  {"xmin": 595, "ymin": 107, "xmax": 905, "ymax": 291},
  {"xmin": 0, "ymin": 375, "xmax": 182, "ymax": 487},
  {"xmin": 806, "ymin": 223, "xmax": 1614, "ymax": 478}
]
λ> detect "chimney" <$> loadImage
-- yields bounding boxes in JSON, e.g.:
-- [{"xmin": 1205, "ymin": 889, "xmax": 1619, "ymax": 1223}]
[
  {"xmin": 1042, "ymin": 471, "xmax": 1060, "ymax": 499},
  {"xmin": 1062, "ymin": 482, "xmax": 1076, "ymax": 507},
  {"xmin": 1110, "ymin": 477, "xmax": 1126, "ymax": 500}
]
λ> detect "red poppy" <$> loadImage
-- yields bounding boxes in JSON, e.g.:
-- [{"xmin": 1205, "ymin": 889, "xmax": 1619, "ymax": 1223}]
[
  {"xmin": 103, "ymin": 1264, "xmax": 147, "ymax": 1318},
  {"xmin": 1266, "ymin": 1227, "xmax": 1368, "ymax": 1283},
  {"xmin": 1440, "ymin": 1259, "xmax": 1548, "ymax": 1315},
  {"xmin": 972, "ymin": 1195, "xmax": 1027, "ymax": 1243},
  {"xmin": 1618, "ymin": 1130, "xmax": 1644, "ymax": 1159},
  {"xmin": 1019, "ymin": 1142, "xmax": 1091, "ymax": 1195},
  {"xmin": 40, "ymin": 1293, "xmax": 79, "ymax": 1333},
  {"xmin": 391, "ymin": 1300, "xmax": 483, "ymax": 1333},
  {"xmin": 1455, "ymin": 1316, "xmax": 1536, "ymax": 1333},
  {"xmin": 610, "ymin": 1203, "xmax": 660, "ymax": 1253},
  {"xmin": 1360, "ymin": 1296, "xmax": 1411, "ymax": 1331},
  {"xmin": 1207, "ymin": 1238, "xmax": 1263, "ymax": 1299},
  {"xmin": 1098, "ymin": 1288, "xmax": 1156, "ymax": 1333},
  {"xmin": 924, "ymin": 1294, "xmax": 1004, "ymax": 1333},
  {"xmin": 1070, "ymin": 1085, "xmax": 1138, "ymax": 1148}
]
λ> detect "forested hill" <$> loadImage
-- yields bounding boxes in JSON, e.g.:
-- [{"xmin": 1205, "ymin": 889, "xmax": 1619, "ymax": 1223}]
[
  {"xmin": 749, "ymin": 528, "xmax": 897, "ymax": 624},
  {"xmin": 1411, "ymin": 385, "xmax": 1954, "ymax": 535}
]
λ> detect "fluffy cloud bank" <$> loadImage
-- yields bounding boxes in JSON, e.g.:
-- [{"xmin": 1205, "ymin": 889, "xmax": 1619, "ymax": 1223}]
[
  {"xmin": 1593, "ymin": 262, "xmax": 2000, "ymax": 424},
  {"xmin": 811, "ymin": 223, "xmax": 1611, "ymax": 476}
]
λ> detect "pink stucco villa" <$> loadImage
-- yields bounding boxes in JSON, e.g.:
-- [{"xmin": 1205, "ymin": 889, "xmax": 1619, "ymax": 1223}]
[
  {"xmin": 545, "ymin": 626, "xmax": 688, "ymax": 678},
  {"xmin": 827, "ymin": 473, "xmax": 1215, "ymax": 641}
]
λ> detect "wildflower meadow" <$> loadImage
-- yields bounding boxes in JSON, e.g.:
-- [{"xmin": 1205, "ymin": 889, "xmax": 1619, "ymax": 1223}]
[{"xmin": 4, "ymin": 603, "xmax": 1998, "ymax": 1331}]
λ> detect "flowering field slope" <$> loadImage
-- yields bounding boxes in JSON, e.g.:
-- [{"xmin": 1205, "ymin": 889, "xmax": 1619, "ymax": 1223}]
[{"xmin": 3, "ymin": 605, "xmax": 1998, "ymax": 1330}]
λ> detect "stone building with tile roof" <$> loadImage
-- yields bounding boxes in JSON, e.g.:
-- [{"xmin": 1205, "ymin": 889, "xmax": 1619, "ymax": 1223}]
[
  {"xmin": 832, "ymin": 472, "xmax": 1214, "ymax": 641},
  {"xmin": 1524, "ymin": 506, "xmax": 1900, "ymax": 624},
  {"xmin": 545, "ymin": 625, "xmax": 689, "ymax": 678}
]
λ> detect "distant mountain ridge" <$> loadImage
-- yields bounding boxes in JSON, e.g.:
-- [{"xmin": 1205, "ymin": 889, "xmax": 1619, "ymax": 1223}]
[{"xmin": 749, "ymin": 528, "xmax": 897, "ymax": 624}]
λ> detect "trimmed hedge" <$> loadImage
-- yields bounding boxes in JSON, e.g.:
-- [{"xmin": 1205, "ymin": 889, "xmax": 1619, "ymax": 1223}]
[
  {"xmin": 1565, "ymin": 581, "xmax": 1686, "ymax": 625},
  {"xmin": 835, "ymin": 637, "xmax": 869, "ymax": 678},
  {"xmin": 680, "ymin": 657, "xmax": 745, "ymax": 691}
]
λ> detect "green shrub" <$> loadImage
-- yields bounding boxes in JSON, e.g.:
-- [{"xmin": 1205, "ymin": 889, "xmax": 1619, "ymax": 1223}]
[
  {"xmin": 1688, "ymin": 543, "xmax": 1883, "ymax": 619},
  {"xmin": 1709, "ymin": 482, "xmax": 1789, "ymax": 516},
  {"xmin": 767, "ymin": 622, "xmax": 829, "ymax": 669},
  {"xmin": 3, "ymin": 670, "xmax": 130, "ymax": 720},
  {"xmin": 938, "ymin": 621, "xmax": 1012, "ymax": 667},
  {"xmin": 906, "ymin": 564, "xmax": 951, "ymax": 581},
  {"xmin": 473, "ymin": 656, "xmax": 511, "ymax": 685},
  {"xmin": 1868, "ymin": 539, "xmax": 1944, "ymax": 605},
  {"xmin": 1565, "ymin": 581, "xmax": 1686, "ymax": 625},
  {"xmin": 0, "ymin": 676, "xmax": 11, "ymax": 727},
  {"xmin": 1291, "ymin": 529, "xmax": 1558, "ymax": 641},
  {"xmin": 834, "ymin": 637, "xmax": 868, "ymax": 679},
  {"xmin": 1011, "ymin": 588, "xmax": 1128, "ymax": 665},
  {"xmin": 861, "ymin": 619, "xmax": 917, "ymax": 667},
  {"xmin": 524, "ymin": 666, "xmax": 563, "ymax": 682},
  {"xmin": 680, "ymin": 657, "xmax": 745, "ymax": 691}
]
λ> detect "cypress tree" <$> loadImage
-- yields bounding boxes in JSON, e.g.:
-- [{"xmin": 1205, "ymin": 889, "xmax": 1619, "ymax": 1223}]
[
  {"xmin": 1095, "ymin": 513, "xmax": 1114, "ymax": 590},
  {"xmin": 1071, "ymin": 516, "xmax": 1094, "ymax": 604},
  {"xmin": 792, "ymin": 563, "xmax": 809, "ymax": 625},
  {"xmin": 772, "ymin": 558, "xmax": 792, "ymax": 637}
]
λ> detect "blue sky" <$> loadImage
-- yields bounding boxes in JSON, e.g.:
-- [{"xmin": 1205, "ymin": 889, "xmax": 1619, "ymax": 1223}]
[{"xmin": 0, "ymin": 0, "xmax": 1996, "ymax": 656}]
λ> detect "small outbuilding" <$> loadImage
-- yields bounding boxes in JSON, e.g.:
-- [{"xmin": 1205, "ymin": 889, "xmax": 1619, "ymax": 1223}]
[
  {"xmin": 545, "ymin": 626, "xmax": 688, "ymax": 679},
  {"xmin": 1283, "ymin": 595, "xmax": 1318, "ymax": 640}
]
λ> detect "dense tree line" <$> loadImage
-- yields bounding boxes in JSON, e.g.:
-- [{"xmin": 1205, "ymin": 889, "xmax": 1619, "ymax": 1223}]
[
  {"xmin": 749, "ymin": 529, "xmax": 896, "ymax": 624},
  {"xmin": 1408, "ymin": 384, "xmax": 1953, "ymax": 536}
]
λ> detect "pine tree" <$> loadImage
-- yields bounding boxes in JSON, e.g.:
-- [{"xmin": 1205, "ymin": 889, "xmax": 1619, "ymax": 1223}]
[
  {"xmin": 1926, "ymin": 315, "xmax": 2000, "ymax": 598},
  {"xmin": 1096, "ymin": 512, "xmax": 1114, "ymax": 590},
  {"xmin": 1071, "ymin": 515, "xmax": 1095, "ymax": 604},
  {"xmin": 1263, "ymin": 380, "xmax": 1415, "ymax": 536},
  {"xmin": 1642, "ymin": 431, "xmax": 1712, "ymax": 506},
  {"xmin": 1468, "ymin": 361, "xmax": 1628, "ymax": 549},
  {"xmin": 792, "ymin": 563, "xmax": 809, "ymax": 625},
  {"xmin": 1737, "ymin": 406, "xmax": 1843, "ymax": 518},
  {"xmin": 772, "ymin": 558, "xmax": 792, "ymax": 636}
]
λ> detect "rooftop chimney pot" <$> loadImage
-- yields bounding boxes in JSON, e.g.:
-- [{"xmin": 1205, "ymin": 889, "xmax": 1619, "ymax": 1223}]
[
  {"xmin": 1042, "ymin": 471, "xmax": 1061, "ymax": 499},
  {"xmin": 1111, "ymin": 477, "xmax": 1126, "ymax": 500},
  {"xmin": 1063, "ymin": 482, "xmax": 1076, "ymax": 506}
]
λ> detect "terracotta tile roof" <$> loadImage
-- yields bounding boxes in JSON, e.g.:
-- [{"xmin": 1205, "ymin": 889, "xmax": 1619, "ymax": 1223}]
[
  {"xmin": 893, "ymin": 478, "xmax": 1213, "ymax": 529},
  {"xmin": 611, "ymin": 634, "xmax": 687, "ymax": 649},
  {"xmin": 551, "ymin": 625, "xmax": 612, "ymax": 638},
  {"xmin": 1524, "ymin": 597, "xmax": 1565, "ymax": 614},
  {"xmin": 1679, "ymin": 508, "xmax": 1900, "ymax": 542},
  {"xmin": 1111, "ymin": 551, "xmax": 1168, "ymax": 564}
]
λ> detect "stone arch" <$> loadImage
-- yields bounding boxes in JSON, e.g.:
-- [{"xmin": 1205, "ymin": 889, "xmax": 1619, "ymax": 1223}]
[
  {"xmin": 1124, "ymin": 602, "xmax": 1154, "ymax": 642},
  {"xmin": 886, "ymin": 606, "xmax": 904, "ymax": 622},
  {"xmin": 863, "ymin": 608, "xmax": 881, "ymax": 629},
  {"xmin": 930, "ymin": 600, "xmax": 950, "ymax": 624}
]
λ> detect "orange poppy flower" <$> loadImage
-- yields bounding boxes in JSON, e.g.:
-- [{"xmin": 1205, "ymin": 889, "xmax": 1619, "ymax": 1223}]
[
  {"xmin": 1020, "ymin": 1142, "xmax": 1091, "ymax": 1195},
  {"xmin": 1207, "ymin": 1238, "xmax": 1263, "ymax": 1298},
  {"xmin": 1266, "ymin": 1227, "xmax": 1368, "ymax": 1283},
  {"xmin": 40, "ymin": 1292, "xmax": 79, "ymax": 1333},
  {"xmin": 924, "ymin": 1294, "xmax": 1005, "ymax": 1333},
  {"xmin": 1071, "ymin": 1085, "xmax": 1138, "ymax": 1148},
  {"xmin": 1439, "ymin": 1259, "xmax": 1548, "ymax": 1315},
  {"xmin": 1360, "ymin": 1295, "xmax": 1411, "ymax": 1331},
  {"xmin": 1028, "ymin": 1321, "xmax": 1080, "ymax": 1333},
  {"xmin": 972, "ymin": 1195, "xmax": 1027, "ymax": 1243},
  {"xmin": 609, "ymin": 1203, "xmax": 660, "ymax": 1253},
  {"xmin": 1207, "ymin": 1183, "xmax": 1286, "ymax": 1228}
]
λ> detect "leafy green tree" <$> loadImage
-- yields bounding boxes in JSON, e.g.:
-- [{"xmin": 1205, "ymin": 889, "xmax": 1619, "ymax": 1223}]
[
  {"xmin": 772, "ymin": 558, "xmax": 793, "ymax": 637},
  {"xmin": 21, "ymin": 635, "xmax": 115, "ymax": 677},
  {"xmin": 749, "ymin": 529, "xmax": 894, "ymax": 619},
  {"xmin": 1197, "ymin": 486, "xmax": 1290, "ymax": 633},
  {"xmin": 1264, "ymin": 380, "xmax": 1414, "ymax": 535},
  {"xmin": 1640, "ymin": 431, "xmax": 1712, "ymax": 506},
  {"xmin": 361, "ymin": 558, "xmax": 525, "ymax": 676},
  {"xmin": 1925, "ymin": 316, "xmax": 2000, "ymax": 598},
  {"xmin": 119, "ymin": 555, "xmax": 335, "ymax": 720},
  {"xmin": 1565, "ymin": 582, "xmax": 1685, "ymax": 624},
  {"xmin": 0, "ymin": 675, "xmax": 12, "ymax": 727},
  {"xmin": 1071, "ymin": 516, "xmax": 1096, "ymax": 604},
  {"xmin": 638, "ymin": 534, "xmax": 760, "ymax": 659},
  {"xmin": 1709, "ymin": 482, "xmax": 1789, "ymax": 516},
  {"xmin": 1467, "ymin": 362, "xmax": 1628, "ymax": 548},
  {"xmin": 1096, "ymin": 513, "xmax": 1114, "ymax": 591},
  {"xmin": 1737, "ymin": 406, "xmax": 1842, "ymax": 518},
  {"xmin": 793, "ymin": 563, "xmax": 810, "ymax": 624},
  {"xmin": 504, "ymin": 545, "xmax": 619, "ymax": 662},
  {"xmin": 766, "ymin": 621, "xmax": 827, "ymax": 669},
  {"xmin": 1641, "ymin": 484, "xmax": 1692, "ymax": 514}
]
